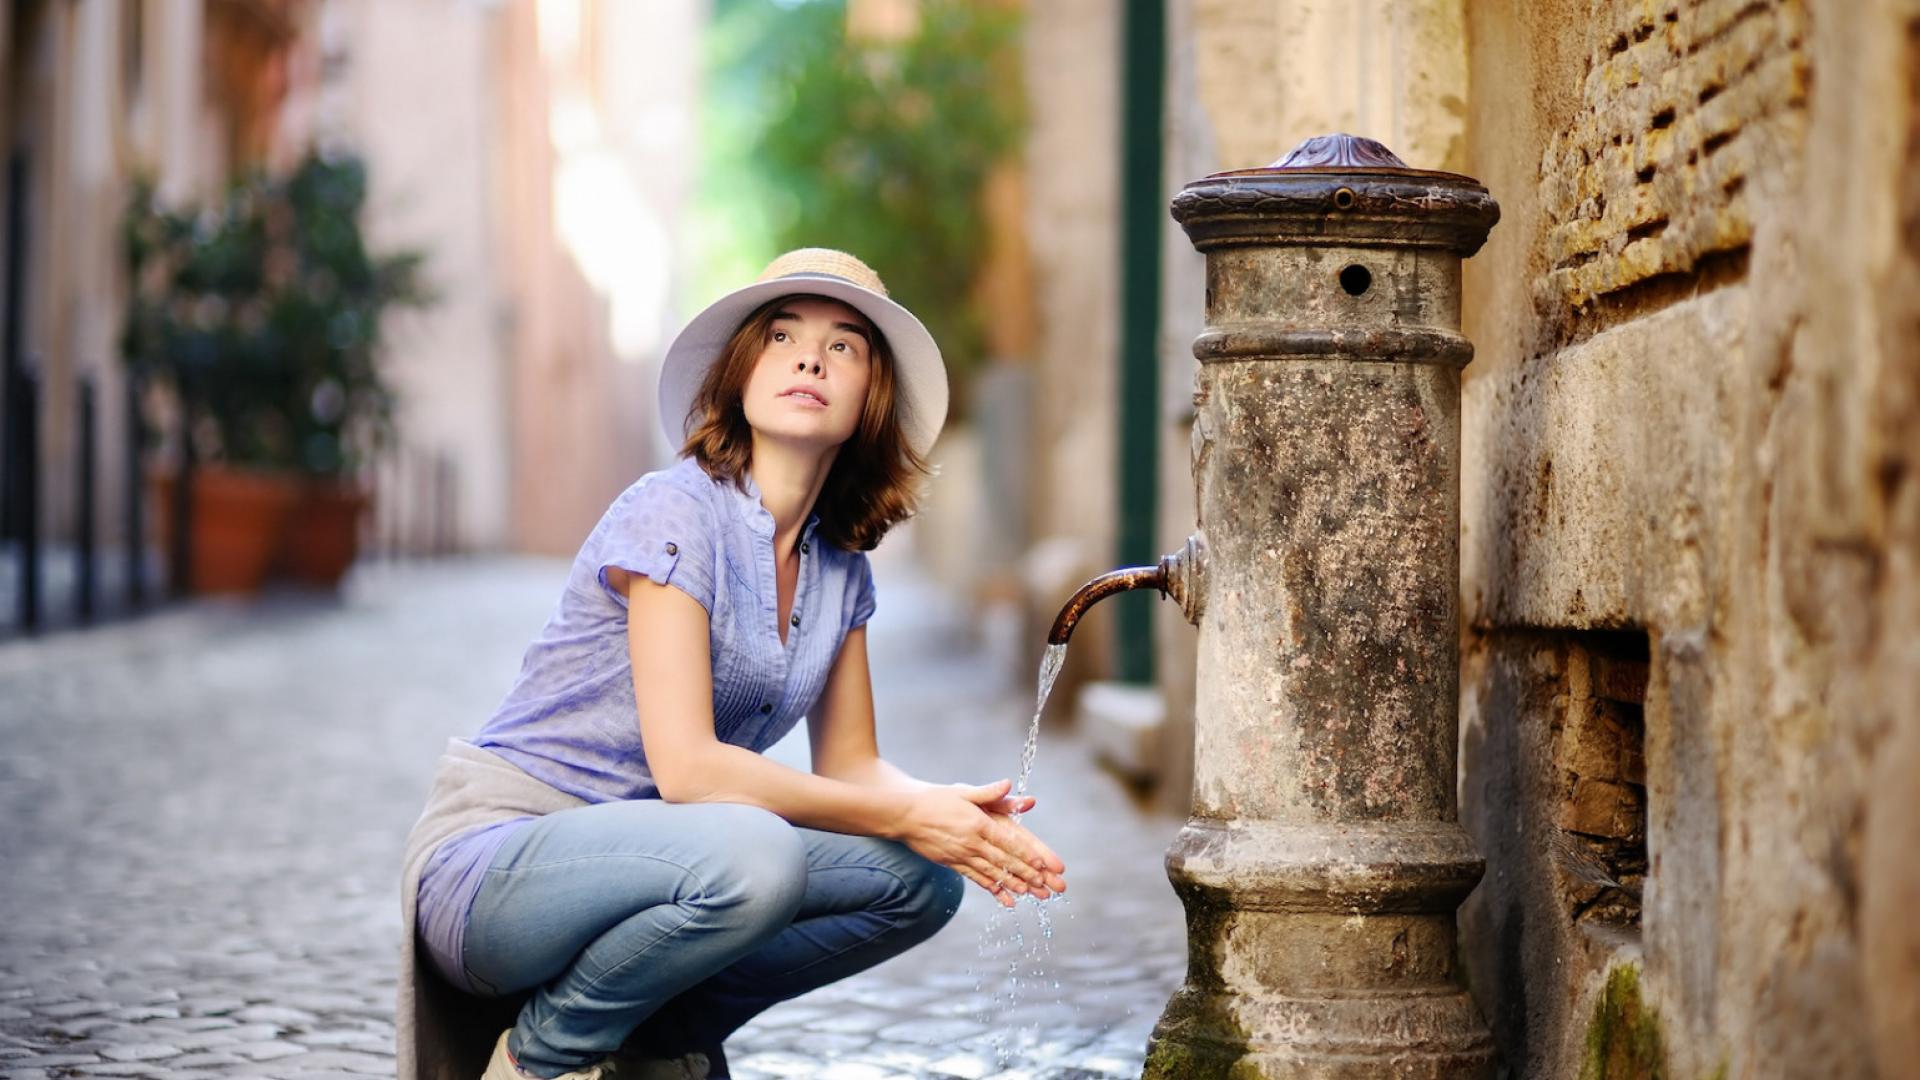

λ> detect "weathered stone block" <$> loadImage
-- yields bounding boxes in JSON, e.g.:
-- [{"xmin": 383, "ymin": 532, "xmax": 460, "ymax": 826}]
[
  {"xmin": 1592, "ymin": 656, "xmax": 1649, "ymax": 704},
  {"xmin": 1560, "ymin": 704, "xmax": 1632, "ymax": 782},
  {"xmin": 1561, "ymin": 777, "xmax": 1645, "ymax": 842}
]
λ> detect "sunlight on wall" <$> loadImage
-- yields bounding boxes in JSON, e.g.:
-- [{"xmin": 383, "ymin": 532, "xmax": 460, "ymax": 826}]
[{"xmin": 537, "ymin": 0, "xmax": 672, "ymax": 363}]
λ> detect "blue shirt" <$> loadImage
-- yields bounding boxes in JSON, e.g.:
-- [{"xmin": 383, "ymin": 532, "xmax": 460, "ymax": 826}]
[{"xmin": 415, "ymin": 455, "xmax": 877, "ymax": 991}]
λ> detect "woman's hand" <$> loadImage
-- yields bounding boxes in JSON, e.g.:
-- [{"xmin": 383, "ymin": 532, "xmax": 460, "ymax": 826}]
[
  {"xmin": 898, "ymin": 780, "xmax": 1067, "ymax": 908},
  {"xmin": 973, "ymin": 787, "xmax": 1038, "ymax": 818}
]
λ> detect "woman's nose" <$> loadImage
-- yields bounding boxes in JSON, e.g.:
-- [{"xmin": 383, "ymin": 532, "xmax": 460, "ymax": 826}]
[{"xmin": 794, "ymin": 356, "xmax": 822, "ymax": 375}]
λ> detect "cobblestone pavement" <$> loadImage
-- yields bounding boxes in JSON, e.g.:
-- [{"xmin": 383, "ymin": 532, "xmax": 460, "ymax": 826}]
[{"xmin": 0, "ymin": 546, "xmax": 1186, "ymax": 1079}]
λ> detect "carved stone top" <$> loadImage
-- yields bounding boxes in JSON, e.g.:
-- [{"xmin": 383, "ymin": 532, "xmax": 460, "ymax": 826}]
[
  {"xmin": 1269, "ymin": 133, "xmax": 1408, "ymax": 170},
  {"xmin": 1170, "ymin": 133, "xmax": 1500, "ymax": 256}
]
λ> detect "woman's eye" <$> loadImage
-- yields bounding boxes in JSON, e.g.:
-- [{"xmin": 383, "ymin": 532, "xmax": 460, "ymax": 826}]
[
  {"xmin": 772, "ymin": 330, "xmax": 788, "ymax": 343},
  {"xmin": 831, "ymin": 341, "xmax": 847, "ymax": 352}
]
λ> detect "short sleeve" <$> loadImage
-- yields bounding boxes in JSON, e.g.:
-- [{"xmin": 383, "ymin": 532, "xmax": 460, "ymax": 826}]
[
  {"xmin": 587, "ymin": 479, "xmax": 717, "ymax": 613},
  {"xmin": 848, "ymin": 551, "xmax": 877, "ymax": 629}
]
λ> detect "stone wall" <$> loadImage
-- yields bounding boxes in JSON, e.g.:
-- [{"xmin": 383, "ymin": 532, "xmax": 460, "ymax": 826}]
[
  {"xmin": 1148, "ymin": 0, "xmax": 1919, "ymax": 1072},
  {"xmin": 1457, "ymin": 0, "xmax": 1920, "ymax": 1076}
]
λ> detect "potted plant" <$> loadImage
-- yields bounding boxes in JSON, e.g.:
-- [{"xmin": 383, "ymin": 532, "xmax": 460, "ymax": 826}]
[
  {"xmin": 121, "ymin": 147, "xmax": 429, "ymax": 592},
  {"xmin": 265, "ymin": 151, "xmax": 429, "ymax": 586}
]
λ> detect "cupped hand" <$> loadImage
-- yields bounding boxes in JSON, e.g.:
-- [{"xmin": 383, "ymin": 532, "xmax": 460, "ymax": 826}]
[
  {"xmin": 982, "ymin": 806, "xmax": 1068, "ymax": 899},
  {"xmin": 901, "ymin": 779, "xmax": 1068, "ymax": 908}
]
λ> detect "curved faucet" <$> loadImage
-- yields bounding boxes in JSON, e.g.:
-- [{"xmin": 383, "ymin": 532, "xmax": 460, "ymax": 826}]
[{"xmin": 1047, "ymin": 534, "xmax": 1208, "ymax": 645}]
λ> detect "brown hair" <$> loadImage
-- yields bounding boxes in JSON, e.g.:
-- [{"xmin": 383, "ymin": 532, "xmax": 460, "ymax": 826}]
[{"xmin": 679, "ymin": 294, "xmax": 929, "ymax": 551}]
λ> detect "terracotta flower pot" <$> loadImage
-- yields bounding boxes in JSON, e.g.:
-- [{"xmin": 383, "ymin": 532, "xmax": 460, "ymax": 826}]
[
  {"xmin": 280, "ymin": 478, "xmax": 372, "ymax": 588},
  {"xmin": 149, "ymin": 465, "xmax": 301, "ymax": 594}
]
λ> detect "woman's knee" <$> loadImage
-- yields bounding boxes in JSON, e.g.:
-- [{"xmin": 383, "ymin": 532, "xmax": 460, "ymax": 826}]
[
  {"xmin": 686, "ymin": 804, "xmax": 807, "ymax": 930},
  {"xmin": 885, "ymin": 846, "xmax": 965, "ymax": 935}
]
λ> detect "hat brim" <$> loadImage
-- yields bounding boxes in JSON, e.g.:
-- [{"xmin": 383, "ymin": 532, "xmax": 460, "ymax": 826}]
[{"xmin": 657, "ymin": 273, "xmax": 949, "ymax": 459}]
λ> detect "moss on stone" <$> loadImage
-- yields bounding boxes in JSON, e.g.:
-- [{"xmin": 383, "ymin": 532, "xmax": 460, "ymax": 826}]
[
  {"xmin": 1581, "ymin": 965, "xmax": 1666, "ymax": 1080},
  {"xmin": 1140, "ymin": 1040, "xmax": 1202, "ymax": 1080},
  {"xmin": 1141, "ymin": 981, "xmax": 1250, "ymax": 1080}
]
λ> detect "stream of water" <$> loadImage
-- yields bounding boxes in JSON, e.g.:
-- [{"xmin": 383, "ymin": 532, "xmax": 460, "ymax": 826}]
[
  {"xmin": 1012, "ymin": 642, "xmax": 1068, "ymax": 809},
  {"xmin": 973, "ymin": 642, "xmax": 1072, "ymax": 1063}
]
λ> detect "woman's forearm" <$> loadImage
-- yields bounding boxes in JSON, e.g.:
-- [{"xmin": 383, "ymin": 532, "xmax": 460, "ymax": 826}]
[
  {"xmin": 817, "ymin": 754, "xmax": 931, "ymax": 793},
  {"xmin": 657, "ymin": 741, "xmax": 917, "ymax": 838}
]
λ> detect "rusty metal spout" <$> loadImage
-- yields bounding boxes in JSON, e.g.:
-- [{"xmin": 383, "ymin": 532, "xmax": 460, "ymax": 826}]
[
  {"xmin": 1047, "ymin": 534, "xmax": 1208, "ymax": 645},
  {"xmin": 1047, "ymin": 566, "xmax": 1164, "ymax": 646}
]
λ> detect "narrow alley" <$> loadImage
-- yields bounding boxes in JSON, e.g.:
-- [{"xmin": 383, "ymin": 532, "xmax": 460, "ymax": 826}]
[{"xmin": 0, "ymin": 544, "xmax": 1185, "ymax": 1080}]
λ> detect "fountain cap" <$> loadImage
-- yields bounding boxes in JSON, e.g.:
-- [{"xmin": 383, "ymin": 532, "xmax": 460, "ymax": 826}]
[
  {"xmin": 1170, "ymin": 133, "xmax": 1499, "ymax": 256},
  {"xmin": 1269, "ymin": 133, "xmax": 1409, "ymax": 170}
]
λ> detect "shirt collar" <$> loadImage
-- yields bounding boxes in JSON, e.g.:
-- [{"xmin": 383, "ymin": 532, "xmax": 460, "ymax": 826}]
[{"xmin": 728, "ymin": 465, "xmax": 822, "ymax": 541}]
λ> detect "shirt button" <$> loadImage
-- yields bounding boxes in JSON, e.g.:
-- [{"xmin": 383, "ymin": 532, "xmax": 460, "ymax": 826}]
[
  {"xmin": 790, "ymin": 612, "xmax": 801, "ymax": 627},
  {"xmin": 664, "ymin": 542, "xmax": 678, "ymax": 555},
  {"xmin": 759, "ymin": 703, "xmax": 773, "ymax": 714},
  {"xmin": 800, "ymin": 542, "xmax": 809, "ymax": 554}
]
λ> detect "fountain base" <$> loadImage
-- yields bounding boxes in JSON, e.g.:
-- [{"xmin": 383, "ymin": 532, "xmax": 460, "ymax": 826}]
[
  {"xmin": 1143, "ymin": 819, "xmax": 1494, "ymax": 1079},
  {"xmin": 1145, "ymin": 989, "xmax": 1493, "ymax": 1079}
]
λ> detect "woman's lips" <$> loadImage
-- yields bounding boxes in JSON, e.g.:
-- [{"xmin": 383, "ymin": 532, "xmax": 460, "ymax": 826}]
[{"xmin": 780, "ymin": 388, "xmax": 829, "ymax": 408}]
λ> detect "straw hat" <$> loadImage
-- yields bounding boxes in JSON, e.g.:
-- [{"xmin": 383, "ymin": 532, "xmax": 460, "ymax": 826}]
[{"xmin": 657, "ymin": 248, "xmax": 949, "ymax": 458}]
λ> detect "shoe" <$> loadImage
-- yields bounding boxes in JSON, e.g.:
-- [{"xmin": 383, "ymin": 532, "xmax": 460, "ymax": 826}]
[
  {"xmin": 607, "ymin": 1049, "xmax": 711, "ymax": 1079},
  {"xmin": 481, "ymin": 1029, "xmax": 615, "ymax": 1080}
]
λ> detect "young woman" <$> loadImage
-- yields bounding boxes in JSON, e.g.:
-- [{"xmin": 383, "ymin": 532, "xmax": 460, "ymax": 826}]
[{"xmin": 396, "ymin": 249, "xmax": 1067, "ymax": 1080}]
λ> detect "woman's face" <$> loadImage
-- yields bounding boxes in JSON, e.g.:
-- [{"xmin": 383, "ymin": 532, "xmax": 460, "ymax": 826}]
[{"xmin": 739, "ymin": 296, "xmax": 875, "ymax": 453}]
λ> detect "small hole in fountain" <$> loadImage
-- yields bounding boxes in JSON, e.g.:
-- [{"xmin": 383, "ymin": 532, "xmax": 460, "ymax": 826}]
[{"xmin": 1339, "ymin": 264, "xmax": 1372, "ymax": 296}]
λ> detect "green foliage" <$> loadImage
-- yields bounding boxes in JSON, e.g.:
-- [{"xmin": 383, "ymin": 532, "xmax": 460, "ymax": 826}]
[
  {"xmin": 700, "ymin": 0, "xmax": 1025, "ymax": 397},
  {"xmin": 120, "ymin": 147, "xmax": 431, "ymax": 476}
]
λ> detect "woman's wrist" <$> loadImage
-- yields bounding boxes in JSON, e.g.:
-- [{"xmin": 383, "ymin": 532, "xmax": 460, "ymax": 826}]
[
  {"xmin": 871, "ymin": 786, "xmax": 922, "ymax": 841},
  {"xmin": 821, "ymin": 756, "xmax": 928, "ymax": 794}
]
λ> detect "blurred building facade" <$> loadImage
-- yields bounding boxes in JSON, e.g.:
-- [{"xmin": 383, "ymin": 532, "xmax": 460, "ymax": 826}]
[
  {"xmin": 0, "ymin": 0, "xmax": 702, "ymax": 591},
  {"xmin": 480, "ymin": 0, "xmax": 704, "ymax": 554},
  {"xmin": 1005, "ymin": 0, "xmax": 1920, "ymax": 1076},
  {"xmin": 982, "ymin": 0, "xmax": 1125, "ymax": 697},
  {"xmin": 1, "ymin": 0, "xmax": 285, "ymax": 587}
]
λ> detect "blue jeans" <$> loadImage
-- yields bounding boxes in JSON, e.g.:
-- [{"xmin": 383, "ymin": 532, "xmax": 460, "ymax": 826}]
[{"xmin": 460, "ymin": 800, "xmax": 964, "ymax": 1078}]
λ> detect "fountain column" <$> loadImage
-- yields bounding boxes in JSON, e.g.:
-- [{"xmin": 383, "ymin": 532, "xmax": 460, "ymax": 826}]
[{"xmin": 1144, "ymin": 134, "xmax": 1501, "ymax": 1078}]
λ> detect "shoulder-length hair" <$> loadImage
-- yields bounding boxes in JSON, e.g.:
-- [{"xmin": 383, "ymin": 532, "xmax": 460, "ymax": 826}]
[{"xmin": 679, "ymin": 294, "xmax": 930, "ymax": 551}]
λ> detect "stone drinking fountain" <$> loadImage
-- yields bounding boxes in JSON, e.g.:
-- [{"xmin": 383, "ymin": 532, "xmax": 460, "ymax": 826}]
[{"xmin": 1047, "ymin": 134, "xmax": 1500, "ymax": 1078}]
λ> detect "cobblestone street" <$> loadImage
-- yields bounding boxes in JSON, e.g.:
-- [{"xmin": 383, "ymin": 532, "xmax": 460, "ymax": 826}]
[{"xmin": 0, "ymin": 546, "xmax": 1186, "ymax": 1079}]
